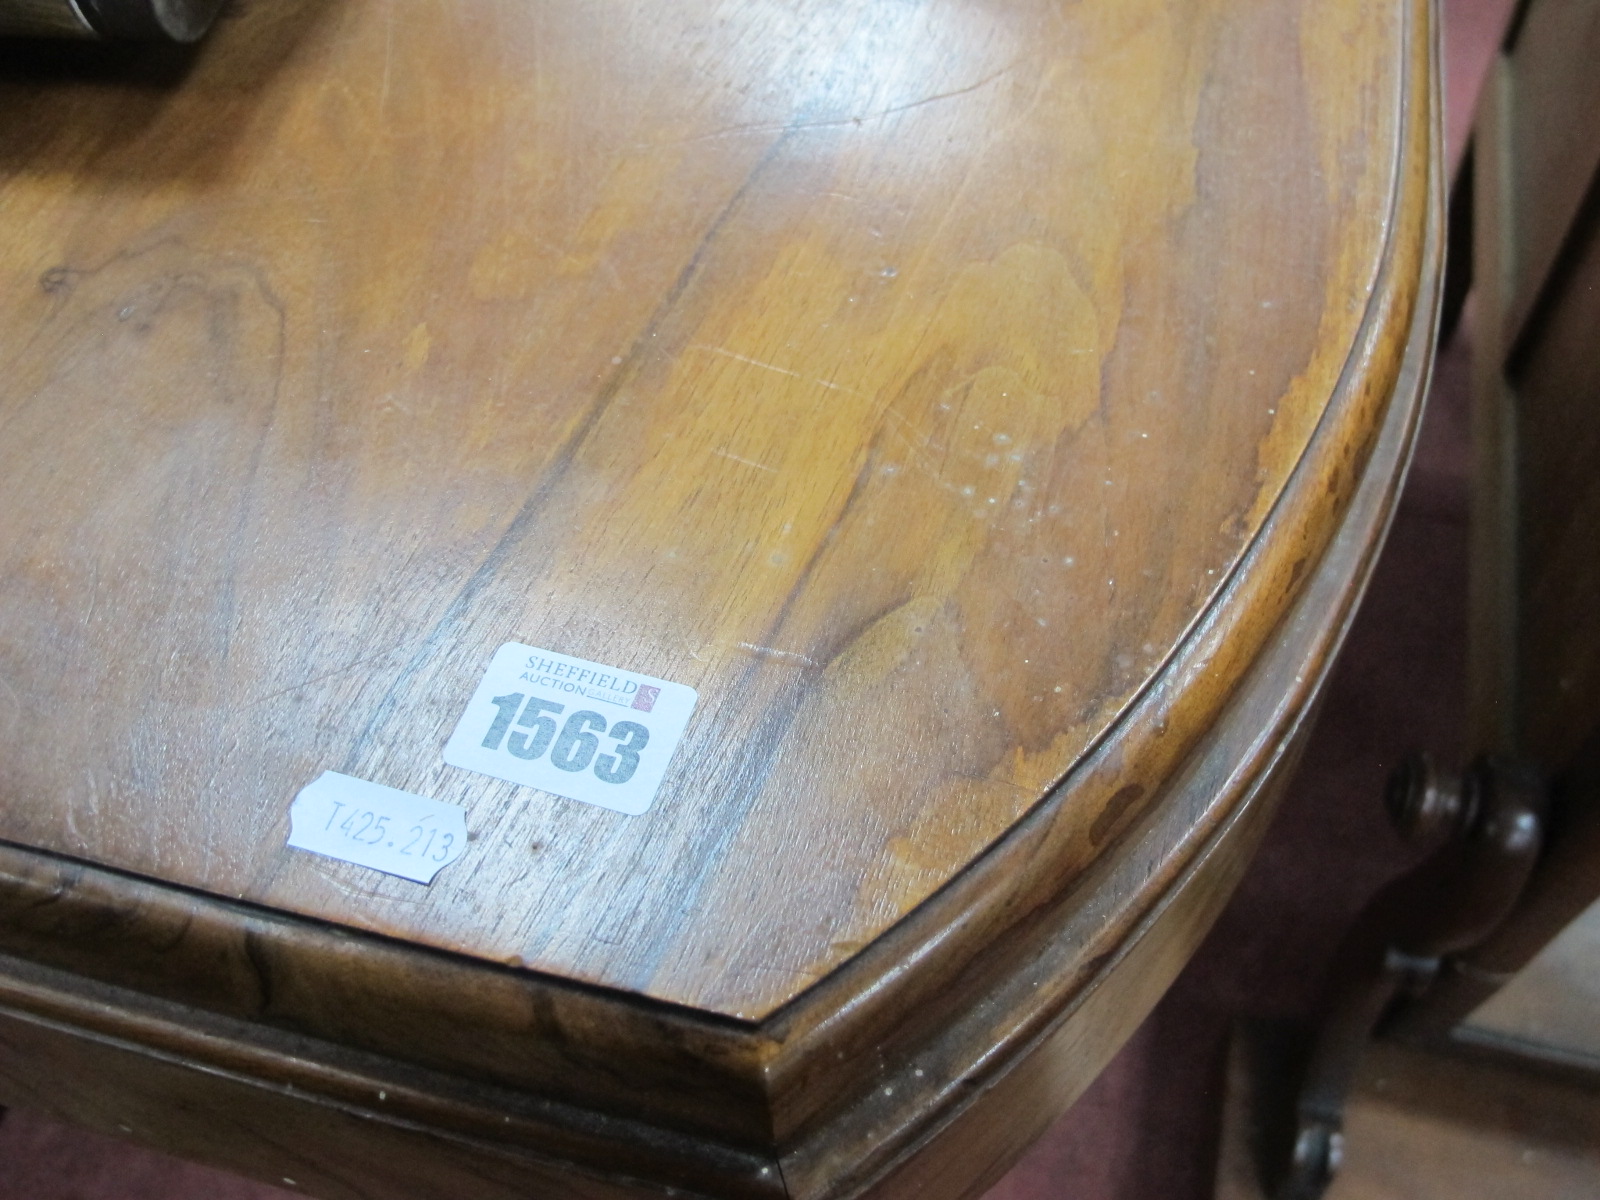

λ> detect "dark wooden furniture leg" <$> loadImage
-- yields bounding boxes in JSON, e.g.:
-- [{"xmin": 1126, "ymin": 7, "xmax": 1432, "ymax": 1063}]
[
  {"xmin": 1271, "ymin": 754, "xmax": 1547, "ymax": 1200},
  {"xmin": 1244, "ymin": 0, "xmax": 1600, "ymax": 1193},
  {"xmin": 1437, "ymin": 141, "xmax": 1473, "ymax": 347},
  {"xmin": 1387, "ymin": 731, "xmax": 1600, "ymax": 1046}
]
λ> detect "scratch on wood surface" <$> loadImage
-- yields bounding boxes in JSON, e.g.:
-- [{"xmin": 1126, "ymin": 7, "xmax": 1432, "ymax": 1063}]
[
  {"xmin": 64, "ymin": 787, "xmax": 88, "ymax": 851},
  {"xmin": 315, "ymin": 867, "xmax": 420, "ymax": 905},
  {"xmin": 632, "ymin": 63, "xmax": 1016, "ymax": 148},
  {"xmin": 714, "ymin": 449, "xmax": 778, "ymax": 473},
  {"xmin": 242, "ymin": 646, "xmax": 408, "ymax": 710},
  {"xmin": 882, "ymin": 409, "xmax": 945, "ymax": 479},
  {"xmin": 0, "ymin": 673, "xmax": 19, "ymax": 740},
  {"xmin": 695, "ymin": 344, "xmax": 802, "ymax": 380},
  {"xmin": 852, "ymin": 64, "xmax": 1016, "ymax": 123},
  {"xmin": 814, "ymin": 376, "xmax": 865, "ymax": 397},
  {"xmin": 378, "ymin": 5, "xmax": 395, "ymax": 122},
  {"xmin": 737, "ymin": 642, "xmax": 820, "ymax": 668},
  {"xmin": 695, "ymin": 344, "xmax": 864, "ymax": 397}
]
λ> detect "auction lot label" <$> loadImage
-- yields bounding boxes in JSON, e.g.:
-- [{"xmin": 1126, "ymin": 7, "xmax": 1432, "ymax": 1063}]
[
  {"xmin": 443, "ymin": 643, "xmax": 698, "ymax": 815},
  {"xmin": 288, "ymin": 772, "xmax": 467, "ymax": 883}
]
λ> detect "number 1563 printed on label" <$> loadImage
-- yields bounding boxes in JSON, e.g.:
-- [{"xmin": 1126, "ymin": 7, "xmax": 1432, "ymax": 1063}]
[{"xmin": 442, "ymin": 643, "xmax": 698, "ymax": 816}]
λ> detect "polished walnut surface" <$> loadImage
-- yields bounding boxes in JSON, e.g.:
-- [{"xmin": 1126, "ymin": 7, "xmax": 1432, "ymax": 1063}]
[
  {"xmin": 1, "ymin": 0, "xmax": 1420, "ymax": 1020},
  {"xmin": 0, "ymin": 1, "xmax": 1438, "ymax": 1196}
]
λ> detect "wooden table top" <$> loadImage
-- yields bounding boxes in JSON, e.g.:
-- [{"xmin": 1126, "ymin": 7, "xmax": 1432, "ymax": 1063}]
[
  {"xmin": 0, "ymin": 3, "xmax": 1442, "ymax": 1196},
  {"xmin": 0, "ymin": 0, "xmax": 1426, "ymax": 1025}
]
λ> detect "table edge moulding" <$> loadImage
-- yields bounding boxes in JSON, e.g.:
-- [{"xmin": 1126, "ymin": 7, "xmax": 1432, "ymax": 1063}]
[{"xmin": 0, "ymin": 0, "xmax": 1442, "ymax": 1197}]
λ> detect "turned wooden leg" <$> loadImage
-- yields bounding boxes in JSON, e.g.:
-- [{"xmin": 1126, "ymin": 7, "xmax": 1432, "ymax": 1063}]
[{"xmin": 1272, "ymin": 754, "xmax": 1546, "ymax": 1200}]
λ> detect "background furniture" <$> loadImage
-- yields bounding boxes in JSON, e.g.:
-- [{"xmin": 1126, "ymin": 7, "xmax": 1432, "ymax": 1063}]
[{"xmin": 1220, "ymin": 0, "xmax": 1600, "ymax": 1195}]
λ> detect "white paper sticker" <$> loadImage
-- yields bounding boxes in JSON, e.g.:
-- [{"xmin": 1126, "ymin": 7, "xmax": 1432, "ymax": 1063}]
[
  {"xmin": 288, "ymin": 771, "xmax": 468, "ymax": 883},
  {"xmin": 442, "ymin": 642, "xmax": 698, "ymax": 816}
]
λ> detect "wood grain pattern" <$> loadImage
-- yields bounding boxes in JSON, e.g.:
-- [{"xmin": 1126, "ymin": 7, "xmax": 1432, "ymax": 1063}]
[
  {"xmin": 1469, "ymin": 0, "xmax": 1600, "ymax": 760},
  {"xmin": 0, "ymin": 998, "xmax": 693, "ymax": 1200},
  {"xmin": 3, "ymin": 0, "xmax": 1418, "ymax": 1021},
  {"xmin": 0, "ymin": 207, "xmax": 1440, "ymax": 1194},
  {"xmin": 0, "ymin": 0, "xmax": 1439, "ymax": 1195},
  {"xmin": 1497, "ymin": 0, "xmax": 1600, "ymax": 353},
  {"xmin": 1512, "ymin": 205, "xmax": 1600, "ymax": 771}
]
